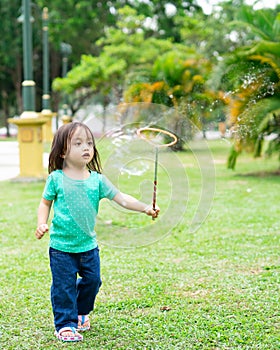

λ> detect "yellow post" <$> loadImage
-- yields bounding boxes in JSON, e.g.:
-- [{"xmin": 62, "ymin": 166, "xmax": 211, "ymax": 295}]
[
  {"xmin": 8, "ymin": 115, "xmax": 47, "ymax": 179},
  {"xmin": 61, "ymin": 114, "xmax": 72, "ymax": 124},
  {"xmin": 41, "ymin": 108, "xmax": 56, "ymax": 143},
  {"xmin": 11, "ymin": 1, "xmax": 48, "ymax": 181}
]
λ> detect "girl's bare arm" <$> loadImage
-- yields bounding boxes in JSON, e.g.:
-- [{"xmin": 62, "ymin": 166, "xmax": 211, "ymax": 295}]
[
  {"xmin": 35, "ymin": 198, "xmax": 53, "ymax": 239},
  {"xmin": 112, "ymin": 192, "xmax": 160, "ymax": 219}
]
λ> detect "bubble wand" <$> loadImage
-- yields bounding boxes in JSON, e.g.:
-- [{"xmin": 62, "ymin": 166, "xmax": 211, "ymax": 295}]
[
  {"xmin": 137, "ymin": 127, "xmax": 178, "ymax": 219},
  {"xmin": 153, "ymin": 146, "xmax": 159, "ymax": 216}
]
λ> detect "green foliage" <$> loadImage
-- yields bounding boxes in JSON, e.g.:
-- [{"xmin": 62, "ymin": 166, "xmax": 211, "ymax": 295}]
[
  {"xmin": 233, "ymin": 5, "xmax": 280, "ymax": 41},
  {"xmin": 124, "ymin": 50, "xmax": 219, "ymax": 145},
  {"xmin": 2, "ymin": 0, "xmax": 280, "ymax": 167},
  {"xmin": 36, "ymin": 0, "xmax": 116, "ymax": 59},
  {"xmin": 152, "ymin": 51, "xmax": 188, "ymax": 86},
  {"xmin": 0, "ymin": 0, "xmax": 23, "ymax": 119},
  {"xmin": 176, "ymin": 0, "xmax": 251, "ymax": 62},
  {"xmin": 227, "ymin": 146, "xmax": 241, "ymax": 170},
  {"xmin": 211, "ymin": 6, "xmax": 280, "ymax": 169},
  {"xmin": 257, "ymin": 110, "xmax": 280, "ymax": 161},
  {"xmin": 52, "ymin": 6, "xmax": 192, "ymax": 112},
  {"xmin": 51, "ymin": 2, "xmax": 236, "ymax": 137},
  {"xmin": 124, "ymin": 0, "xmax": 201, "ymax": 42}
]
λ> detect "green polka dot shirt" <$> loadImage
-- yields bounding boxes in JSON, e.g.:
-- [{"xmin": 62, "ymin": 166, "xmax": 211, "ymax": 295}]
[{"xmin": 43, "ymin": 170, "xmax": 119, "ymax": 253}]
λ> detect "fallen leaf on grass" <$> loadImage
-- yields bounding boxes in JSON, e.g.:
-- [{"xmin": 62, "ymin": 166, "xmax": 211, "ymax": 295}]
[{"xmin": 160, "ymin": 306, "xmax": 172, "ymax": 311}]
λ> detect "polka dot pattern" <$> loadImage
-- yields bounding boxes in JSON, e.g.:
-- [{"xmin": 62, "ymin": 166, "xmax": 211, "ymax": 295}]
[{"xmin": 42, "ymin": 170, "xmax": 118, "ymax": 253}]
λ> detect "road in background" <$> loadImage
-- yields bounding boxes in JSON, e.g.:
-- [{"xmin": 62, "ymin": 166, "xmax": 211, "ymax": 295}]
[{"xmin": 0, "ymin": 141, "xmax": 48, "ymax": 181}]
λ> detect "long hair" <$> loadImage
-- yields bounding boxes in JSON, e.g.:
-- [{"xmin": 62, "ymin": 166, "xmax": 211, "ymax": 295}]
[{"xmin": 48, "ymin": 122, "xmax": 102, "ymax": 174}]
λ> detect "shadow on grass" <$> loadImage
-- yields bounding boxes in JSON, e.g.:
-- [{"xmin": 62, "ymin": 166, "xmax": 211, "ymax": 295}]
[{"xmin": 236, "ymin": 169, "xmax": 280, "ymax": 177}]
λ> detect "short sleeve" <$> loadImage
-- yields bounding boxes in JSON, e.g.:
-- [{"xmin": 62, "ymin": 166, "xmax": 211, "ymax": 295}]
[
  {"xmin": 43, "ymin": 174, "xmax": 57, "ymax": 201},
  {"xmin": 99, "ymin": 174, "xmax": 119, "ymax": 200}
]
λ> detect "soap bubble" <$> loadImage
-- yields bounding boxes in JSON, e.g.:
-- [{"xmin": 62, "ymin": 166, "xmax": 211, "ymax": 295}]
[{"xmin": 82, "ymin": 102, "xmax": 215, "ymax": 248}]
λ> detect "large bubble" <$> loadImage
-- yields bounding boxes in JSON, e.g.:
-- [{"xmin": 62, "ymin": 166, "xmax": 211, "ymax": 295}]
[
  {"xmin": 60, "ymin": 103, "xmax": 215, "ymax": 248},
  {"xmin": 78, "ymin": 102, "xmax": 215, "ymax": 248}
]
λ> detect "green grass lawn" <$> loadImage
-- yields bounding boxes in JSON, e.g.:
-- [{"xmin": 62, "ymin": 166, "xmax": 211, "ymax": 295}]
[{"xmin": 0, "ymin": 139, "xmax": 279, "ymax": 349}]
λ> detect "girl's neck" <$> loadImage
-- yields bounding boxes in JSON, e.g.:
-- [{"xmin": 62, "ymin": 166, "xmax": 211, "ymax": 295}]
[{"xmin": 63, "ymin": 165, "xmax": 90, "ymax": 180}]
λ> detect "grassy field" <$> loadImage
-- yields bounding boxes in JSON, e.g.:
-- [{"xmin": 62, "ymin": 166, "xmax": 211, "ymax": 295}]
[{"xmin": 0, "ymin": 139, "xmax": 279, "ymax": 349}]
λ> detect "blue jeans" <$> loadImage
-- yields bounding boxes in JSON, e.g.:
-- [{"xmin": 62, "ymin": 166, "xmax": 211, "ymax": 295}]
[{"xmin": 49, "ymin": 247, "xmax": 102, "ymax": 332}]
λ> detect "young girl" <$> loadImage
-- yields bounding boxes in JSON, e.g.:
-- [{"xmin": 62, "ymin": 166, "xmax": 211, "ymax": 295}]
[{"xmin": 35, "ymin": 122, "xmax": 159, "ymax": 342}]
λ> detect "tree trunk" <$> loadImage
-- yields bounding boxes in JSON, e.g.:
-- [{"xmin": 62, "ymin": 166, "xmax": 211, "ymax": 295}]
[
  {"xmin": 12, "ymin": 57, "xmax": 23, "ymax": 115},
  {"xmin": 1, "ymin": 90, "xmax": 11, "ymax": 137}
]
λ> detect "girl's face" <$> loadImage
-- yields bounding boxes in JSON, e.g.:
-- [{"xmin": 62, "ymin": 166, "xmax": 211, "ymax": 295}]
[{"xmin": 63, "ymin": 127, "xmax": 94, "ymax": 168}]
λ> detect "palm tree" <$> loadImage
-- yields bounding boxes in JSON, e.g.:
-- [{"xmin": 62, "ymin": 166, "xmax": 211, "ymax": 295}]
[
  {"xmin": 213, "ymin": 6, "xmax": 280, "ymax": 169},
  {"xmin": 124, "ymin": 51, "xmax": 221, "ymax": 149}
]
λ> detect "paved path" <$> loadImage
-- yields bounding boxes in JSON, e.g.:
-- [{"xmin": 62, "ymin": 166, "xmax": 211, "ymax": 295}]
[{"xmin": 0, "ymin": 141, "xmax": 48, "ymax": 181}]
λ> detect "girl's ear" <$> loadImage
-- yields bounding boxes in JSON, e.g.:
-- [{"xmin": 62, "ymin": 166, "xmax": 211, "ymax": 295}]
[{"xmin": 60, "ymin": 154, "xmax": 65, "ymax": 159}]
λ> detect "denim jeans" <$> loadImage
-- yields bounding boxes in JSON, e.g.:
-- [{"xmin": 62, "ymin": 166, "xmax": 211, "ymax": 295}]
[{"xmin": 49, "ymin": 247, "xmax": 102, "ymax": 331}]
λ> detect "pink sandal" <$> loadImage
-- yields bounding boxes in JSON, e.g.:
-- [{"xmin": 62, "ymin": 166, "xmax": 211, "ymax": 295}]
[
  {"xmin": 55, "ymin": 326, "xmax": 83, "ymax": 342},
  {"xmin": 78, "ymin": 315, "xmax": 90, "ymax": 332}
]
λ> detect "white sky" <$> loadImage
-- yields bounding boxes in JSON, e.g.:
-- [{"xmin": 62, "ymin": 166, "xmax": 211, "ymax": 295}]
[{"xmin": 196, "ymin": 0, "xmax": 280, "ymax": 15}]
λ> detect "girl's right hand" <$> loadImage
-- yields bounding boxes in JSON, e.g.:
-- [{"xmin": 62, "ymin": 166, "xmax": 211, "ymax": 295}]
[{"xmin": 35, "ymin": 224, "xmax": 49, "ymax": 240}]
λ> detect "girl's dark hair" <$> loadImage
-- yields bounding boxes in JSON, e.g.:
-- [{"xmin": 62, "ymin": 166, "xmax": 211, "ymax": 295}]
[{"xmin": 48, "ymin": 122, "xmax": 102, "ymax": 174}]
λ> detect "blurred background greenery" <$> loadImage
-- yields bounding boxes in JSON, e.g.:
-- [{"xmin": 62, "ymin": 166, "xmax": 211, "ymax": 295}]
[{"xmin": 0, "ymin": 0, "xmax": 280, "ymax": 170}]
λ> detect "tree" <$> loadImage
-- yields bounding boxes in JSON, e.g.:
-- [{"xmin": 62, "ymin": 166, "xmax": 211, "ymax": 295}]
[
  {"xmin": 211, "ymin": 6, "xmax": 280, "ymax": 169},
  {"xmin": 124, "ymin": 0, "xmax": 202, "ymax": 41},
  {"xmin": 52, "ymin": 6, "xmax": 188, "ymax": 114},
  {"xmin": 0, "ymin": 0, "xmax": 119, "ymax": 133},
  {"xmin": 124, "ymin": 50, "xmax": 221, "ymax": 147},
  {"xmin": 175, "ymin": 0, "xmax": 253, "ymax": 63},
  {"xmin": 36, "ymin": 0, "xmax": 117, "ymax": 60},
  {"xmin": 0, "ymin": 0, "xmax": 23, "ymax": 135},
  {"xmin": 52, "ymin": 4, "xmax": 229, "ymax": 145},
  {"xmin": 1, "ymin": 0, "xmax": 224, "ymax": 136}
]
